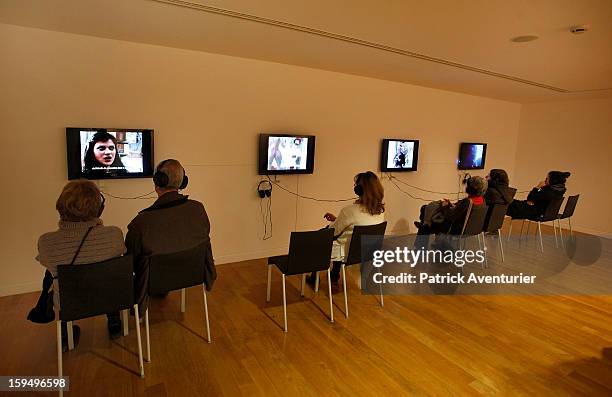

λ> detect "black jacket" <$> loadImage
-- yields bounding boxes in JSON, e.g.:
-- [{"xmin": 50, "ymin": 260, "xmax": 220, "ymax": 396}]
[
  {"xmin": 527, "ymin": 184, "xmax": 566, "ymax": 216},
  {"xmin": 126, "ymin": 192, "xmax": 216, "ymax": 313},
  {"xmin": 484, "ymin": 183, "xmax": 516, "ymax": 206}
]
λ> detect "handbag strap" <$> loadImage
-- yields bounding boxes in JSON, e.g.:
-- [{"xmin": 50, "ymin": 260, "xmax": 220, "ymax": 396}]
[{"xmin": 70, "ymin": 226, "xmax": 95, "ymax": 265}]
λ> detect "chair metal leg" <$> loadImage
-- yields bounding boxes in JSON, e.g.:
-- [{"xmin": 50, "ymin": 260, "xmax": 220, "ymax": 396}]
[
  {"xmin": 558, "ymin": 218, "xmax": 565, "ymax": 248},
  {"xmin": 180, "ymin": 288, "xmax": 186, "ymax": 313},
  {"xmin": 552, "ymin": 220, "xmax": 559, "ymax": 248},
  {"xmin": 526, "ymin": 220, "xmax": 531, "ymax": 239},
  {"xmin": 300, "ymin": 274, "xmax": 306, "ymax": 297},
  {"xmin": 67, "ymin": 321, "xmax": 74, "ymax": 351},
  {"xmin": 569, "ymin": 217, "xmax": 573, "ymax": 237},
  {"xmin": 314, "ymin": 272, "xmax": 320, "ymax": 293},
  {"xmin": 342, "ymin": 264, "xmax": 349, "ymax": 319},
  {"xmin": 282, "ymin": 274, "xmax": 287, "ymax": 332},
  {"xmin": 507, "ymin": 219, "xmax": 513, "ymax": 241},
  {"xmin": 379, "ymin": 280, "xmax": 384, "ymax": 307},
  {"xmin": 481, "ymin": 232, "xmax": 488, "ymax": 269},
  {"xmin": 497, "ymin": 230, "xmax": 505, "ymax": 262},
  {"xmin": 537, "ymin": 222, "xmax": 544, "ymax": 252},
  {"xmin": 57, "ymin": 321, "xmax": 63, "ymax": 397},
  {"xmin": 327, "ymin": 268, "xmax": 334, "ymax": 323},
  {"xmin": 519, "ymin": 220, "xmax": 525, "ymax": 240},
  {"xmin": 122, "ymin": 309, "xmax": 129, "ymax": 336},
  {"xmin": 203, "ymin": 286, "xmax": 211, "ymax": 343},
  {"xmin": 476, "ymin": 235, "xmax": 485, "ymax": 270},
  {"xmin": 144, "ymin": 309, "xmax": 150, "ymax": 362},
  {"xmin": 133, "ymin": 304, "xmax": 145, "ymax": 378}
]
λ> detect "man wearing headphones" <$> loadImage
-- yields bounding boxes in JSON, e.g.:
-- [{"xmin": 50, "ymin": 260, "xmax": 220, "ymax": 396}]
[{"xmin": 126, "ymin": 159, "xmax": 216, "ymax": 314}]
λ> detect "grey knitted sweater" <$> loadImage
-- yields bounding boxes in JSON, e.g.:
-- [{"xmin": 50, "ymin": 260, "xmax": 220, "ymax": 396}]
[{"xmin": 36, "ymin": 218, "xmax": 126, "ymax": 309}]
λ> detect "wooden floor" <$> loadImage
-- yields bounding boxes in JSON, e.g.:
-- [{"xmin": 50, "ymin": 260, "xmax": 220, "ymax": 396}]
[{"xmin": 1, "ymin": 232, "xmax": 612, "ymax": 396}]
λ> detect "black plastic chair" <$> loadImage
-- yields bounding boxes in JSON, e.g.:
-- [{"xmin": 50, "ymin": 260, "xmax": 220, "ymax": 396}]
[
  {"xmin": 145, "ymin": 242, "xmax": 213, "ymax": 361},
  {"xmin": 446, "ymin": 203, "xmax": 489, "ymax": 269},
  {"xmin": 57, "ymin": 255, "xmax": 144, "ymax": 396},
  {"xmin": 267, "ymin": 229, "xmax": 334, "ymax": 332},
  {"xmin": 520, "ymin": 196, "xmax": 565, "ymax": 252},
  {"xmin": 557, "ymin": 194, "xmax": 579, "ymax": 247},
  {"xmin": 339, "ymin": 222, "xmax": 387, "ymax": 319},
  {"xmin": 482, "ymin": 203, "xmax": 510, "ymax": 262}
]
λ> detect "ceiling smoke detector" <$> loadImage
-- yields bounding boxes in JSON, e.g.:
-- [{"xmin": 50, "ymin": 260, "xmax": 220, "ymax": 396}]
[
  {"xmin": 570, "ymin": 25, "xmax": 589, "ymax": 34},
  {"xmin": 511, "ymin": 35, "xmax": 539, "ymax": 43}
]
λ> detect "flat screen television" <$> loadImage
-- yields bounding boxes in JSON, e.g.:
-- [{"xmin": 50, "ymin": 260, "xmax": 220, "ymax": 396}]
[
  {"xmin": 66, "ymin": 127, "xmax": 154, "ymax": 180},
  {"xmin": 457, "ymin": 142, "xmax": 487, "ymax": 170},
  {"xmin": 380, "ymin": 139, "xmax": 419, "ymax": 172},
  {"xmin": 258, "ymin": 134, "xmax": 316, "ymax": 175}
]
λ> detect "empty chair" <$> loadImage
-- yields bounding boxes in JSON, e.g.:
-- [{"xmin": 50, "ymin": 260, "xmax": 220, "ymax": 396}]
[
  {"xmin": 57, "ymin": 255, "xmax": 144, "ymax": 396},
  {"xmin": 482, "ymin": 203, "xmax": 510, "ymax": 262},
  {"xmin": 145, "ymin": 242, "xmax": 213, "ymax": 362},
  {"xmin": 557, "ymin": 194, "xmax": 579, "ymax": 246},
  {"xmin": 338, "ymin": 221, "xmax": 387, "ymax": 319},
  {"xmin": 267, "ymin": 228, "xmax": 334, "ymax": 332}
]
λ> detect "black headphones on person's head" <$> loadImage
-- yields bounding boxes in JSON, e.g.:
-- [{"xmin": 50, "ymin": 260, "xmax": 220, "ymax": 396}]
[
  {"xmin": 153, "ymin": 159, "xmax": 189, "ymax": 190},
  {"xmin": 257, "ymin": 180, "xmax": 272, "ymax": 198},
  {"xmin": 98, "ymin": 193, "xmax": 106, "ymax": 217}
]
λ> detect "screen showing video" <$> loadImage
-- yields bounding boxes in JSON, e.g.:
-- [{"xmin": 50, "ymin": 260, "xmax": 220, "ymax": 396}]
[
  {"xmin": 66, "ymin": 128, "xmax": 154, "ymax": 180},
  {"xmin": 258, "ymin": 134, "xmax": 316, "ymax": 175},
  {"xmin": 458, "ymin": 142, "xmax": 487, "ymax": 170},
  {"xmin": 380, "ymin": 139, "xmax": 419, "ymax": 172}
]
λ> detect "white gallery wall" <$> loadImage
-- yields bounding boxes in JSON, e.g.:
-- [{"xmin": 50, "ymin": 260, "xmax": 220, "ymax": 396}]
[{"xmin": 0, "ymin": 23, "xmax": 523, "ymax": 296}]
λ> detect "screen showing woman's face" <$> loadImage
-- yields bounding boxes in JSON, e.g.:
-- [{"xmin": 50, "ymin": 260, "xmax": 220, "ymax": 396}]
[{"xmin": 93, "ymin": 139, "xmax": 116, "ymax": 165}]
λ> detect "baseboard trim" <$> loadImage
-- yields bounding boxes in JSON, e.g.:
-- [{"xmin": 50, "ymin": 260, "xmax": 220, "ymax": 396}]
[{"xmin": 0, "ymin": 281, "xmax": 42, "ymax": 297}]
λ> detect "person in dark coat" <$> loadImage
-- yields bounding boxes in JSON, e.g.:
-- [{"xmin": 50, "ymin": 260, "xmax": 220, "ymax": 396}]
[
  {"xmin": 126, "ymin": 159, "xmax": 217, "ymax": 315},
  {"xmin": 484, "ymin": 169, "xmax": 516, "ymax": 206},
  {"xmin": 507, "ymin": 171, "xmax": 570, "ymax": 219},
  {"xmin": 415, "ymin": 176, "xmax": 488, "ymax": 237}
]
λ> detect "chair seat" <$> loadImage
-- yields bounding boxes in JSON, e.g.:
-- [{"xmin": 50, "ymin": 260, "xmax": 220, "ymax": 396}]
[{"xmin": 268, "ymin": 255, "xmax": 289, "ymax": 274}]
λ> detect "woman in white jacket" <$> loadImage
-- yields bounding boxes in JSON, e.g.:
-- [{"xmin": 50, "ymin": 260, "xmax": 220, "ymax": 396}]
[{"xmin": 308, "ymin": 171, "xmax": 385, "ymax": 289}]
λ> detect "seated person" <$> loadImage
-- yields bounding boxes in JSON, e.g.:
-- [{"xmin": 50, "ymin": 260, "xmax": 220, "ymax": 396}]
[
  {"xmin": 126, "ymin": 159, "xmax": 216, "ymax": 315},
  {"xmin": 414, "ymin": 176, "xmax": 488, "ymax": 237},
  {"xmin": 484, "ymin": 169, "xmax": 515, "ymax": 206},
  {"xmin": 307, "ymin": 171, "xmax": 385, "ymax": 290},
  {"xmin": 483, "ymin": 169, "xmax": 516, "ymax": 228},
  {"xmin": 36, "ymin": 180, "xmax": 126, "ymax": 348},
  {"xmin": 507, "ymin": 171, "xmax": 570, "ymax": 219}
]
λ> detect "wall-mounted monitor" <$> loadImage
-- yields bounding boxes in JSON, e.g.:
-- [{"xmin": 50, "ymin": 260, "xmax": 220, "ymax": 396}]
[
  {"xmin": 66, "ymin": 127, "xmax": 154, "ymax": 180},
  {"xmin": 258, "ymin": 134, "xmax": 316, "ymax": 175},
  {"xmin": 380, "ymin": 139, "xmax": 419, "ymax": 172},
  {"xmin": 457, "ymin": 142, "xmax": 487, "ymax": 170}
]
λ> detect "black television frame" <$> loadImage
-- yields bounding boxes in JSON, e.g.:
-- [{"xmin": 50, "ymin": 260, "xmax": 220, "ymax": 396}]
[
  {"xmin": 66, "ymin": 127, "xmax": 155, "ymax": 180},
  {"xmin": 258, "ymin": 133, "xmax": 316, "ymax": 175},
  {"xmin": 380, "ymin": 139, "xmax": 420, "ymax": 172},
  {"xmin": 457, "ymin": 142, "xmax": 487, "ymax": 170}
]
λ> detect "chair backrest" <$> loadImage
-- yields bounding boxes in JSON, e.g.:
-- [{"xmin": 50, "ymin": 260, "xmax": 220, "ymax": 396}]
[
  {"xmin": 285, "ymin": 228, "xmax": 334, "ymax": 275},
  {"xmin": 345, "ymin": 222, "xmax": 388, "ymax": 266},
  {"xmin": 539, "ymin": 196, "xmax": 565, "ymax": 222},
  {"xmin": 508, "ymin": 187, "xmax": 518, "ymax": 201},
  {"xmin": 148, "ymin": 242, "xmax": 208, "ymax": 295},
  {"xmin": 483, "ymin": 203, "xmax": 509, "ymax": 232},
  {"xmin": 57, "ymin": 255, "xmax": 134, "ymax": 322},
  {"xmin": 560, "ymin": 194, "xmax": 579, "ymax": 219},
  {"xmin": 460, "ymin": 204, "xmax": 489, "ymax": 237}
]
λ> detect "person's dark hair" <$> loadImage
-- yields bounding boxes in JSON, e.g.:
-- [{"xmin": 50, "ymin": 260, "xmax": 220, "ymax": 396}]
[
  {"xmin": 489, "ymin": 169, "xmax": 509, "ymax": 186},
  {"xmin": 56, "ymin": 180, "xmax": 104, "ymax": 222},
  {"xmin": 466, "ymin": 176, "xmax": 488, "ymax": 196},
  {"xmin": 83, "ymin": 131, "xmax": 125, "ymax": 171},
  {"xmin": 548, "ymin": 171, "xmax": 571, "ymax": 186},
  {"xmin": 354, "ymin": 171, "xmax": 385, "ymax": 215}
]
